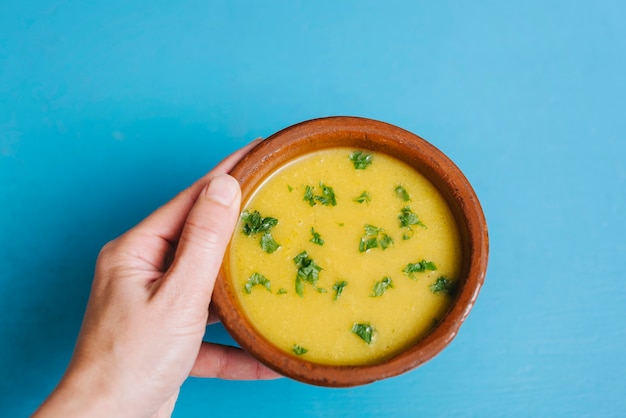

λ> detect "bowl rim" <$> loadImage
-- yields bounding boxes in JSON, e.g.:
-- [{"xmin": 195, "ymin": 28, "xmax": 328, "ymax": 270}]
[{"xmin": 213, "ymin": 116, "xmax": 489, "ymax": 387}]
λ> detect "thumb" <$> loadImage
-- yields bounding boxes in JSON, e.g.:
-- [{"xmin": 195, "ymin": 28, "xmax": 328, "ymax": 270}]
[{"xmin": 165, "ymin": 174, "xmax": 241, "ymax": 305}]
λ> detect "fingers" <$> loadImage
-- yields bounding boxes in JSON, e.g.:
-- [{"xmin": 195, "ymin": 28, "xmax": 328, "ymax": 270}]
[
  {"xmin": 162, "ymin": 174, "xmax": 241, "ymax": 305},
  {"xmin": 190, "ymin": 342, "xmax": 282, "ymax": 380},
  {"xmin": 130, "ymin": 138, "xmax": 262, "ymax": 246}
]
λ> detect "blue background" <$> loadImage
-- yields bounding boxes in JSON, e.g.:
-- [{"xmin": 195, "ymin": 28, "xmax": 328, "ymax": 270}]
[{"xmin": 1, "ymin": 1, "xmax": 625, "ymax": 416}]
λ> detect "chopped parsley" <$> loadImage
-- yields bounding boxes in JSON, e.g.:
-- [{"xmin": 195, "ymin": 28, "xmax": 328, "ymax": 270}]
[
  {"xmin": 351, "ymin": 323, "xmax": 375, "ymax": 344},
  {"xmin": 310, "ymin": 227, "xmax": 324, "ymax": 246},
  {"xmin": 395, "ymin": 185, "xmax": 411, "ymax": 202},
  {"xmin": 398, "ymin": 206, "xmax": 426, "ymax": 239},
  {"xmin": 371, "ymin": 276, "xmax": 394, "ymax": 297},
  {"xmin": 379, "ymin": 235, "xmax": 393, "ymax": 250},
  {"xmin": 332, "ymin": 280, "xmax": 348, "ymax": 300},
  {"xmin": 260, "ymin": 232, "xmax": 280, "ymax": 253},
  {"xmin": 359, "ymin": 224, "xmax": 394, "ymax": 252},
  {"xmin": 293, "ymin": 251, "xmax": 326, "ymax": 296},
  {"xmin": 304, "ymin": 185, "xmax": 316, "ymax": 206},
  {"xmin": 241, "ymin": 210, "xmax": 281, "ymax": 253},
  {"xmin": 352, "ymin": 191, "xmax": 371, "ymax": 204},
  {"xmin": 318, "ymin": 182, "xmax": 337, "ymax": 206},
  {"xmin": 244, "ymin": 272, "xmax": 271, "ymax": 294},
  {"xmin": 403, "ymin": 259, "xmax": 437, "ymax": 280},
  {"xmin": 277, "ymin": 288, "xmax": 287, "ymax": 295},
  {"xmin": 292, "ymin": 344, "xmax": 308, "ymax": 356},
  {"xmin": 241, "ymin": 210, "xmax": 278, "ymax": 236},
  {"xmin": 287, "ymin": 185, "xmax": 293, "ymax": 192},
  {"xmin": 399, "ymin": 206, "xmax": 425, "ymax": 228},
  {"xmin": 430, "ymin": 276, "xmax": 456, "ymax": 295},
  {"xmin": 303, "ymin": 182, "xmax": 337, "ymax": 206},
  {"xmin": 349, "ymin": 151, "xmax": 373, "ymax": 170}
]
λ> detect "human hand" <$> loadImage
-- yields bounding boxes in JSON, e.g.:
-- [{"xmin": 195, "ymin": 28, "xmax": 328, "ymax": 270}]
[{"xmin": 34, "ymin": 139, "xmax": 280, "ymax": 418}]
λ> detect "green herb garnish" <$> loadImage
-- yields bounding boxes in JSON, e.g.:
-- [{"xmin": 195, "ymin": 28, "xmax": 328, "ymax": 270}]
[
  {"xmin": 241, "ymin": 210, "xmax": 278, "ymax": 236},
  {"xmin": 287, "ymin": 185, "xmax": 293, "ymax": 192},
  {"xmin": 360, "ymin": 237, "xmax": 378, "ymax": 252},
  {"xmin": 371, "ymin": 276, "xmax": 394, "ymax": 297},
  {"xmin": 277, "ymin": 288, "xmax": 287, "ymax": 295},
  {"xmin": 398, "ymin": 206, "xmax": 425, "ymax": 239},
  {"xmin": 303, "ymin": 183, "xmax": 337, "ymax": 206},
  {"xmin": 359, "ymin": 224, "xmax": 394, "ymax": 252},
  {"xmin": 292, "ymin": 344, "xmax": 308, "ymax": 356},
  {"xmin": 241, "ymin": 210, "xmax": 281, "ymax": 252},
  {"xmin": 395, "ymin": 185, "xmax": 411, "ymax": 202},
  {"xmin": 430, "ymin": 276, "xmax": 456, "ymax": 295},
  {"xmin": 353, "ymin": 191, "xmax": 371, "ymax": 204},
  {"xmin": 260, "ymin": 232, "xmax": 281, "ymax": 253},
  {"xmin": 403, "ymin": 259, "xmax": 437, "ymax": 280},
  {"xmin": 310, "ymin": 228, "xmax": 324, "ymax": 246},
  {"xmin": 351, "ymin": 323, "xmax": 375, "ymax": 344},
  {"xmin": 317, "ymin": 182, "xmax": 337, "ymax": 206},
  {"xmin": 304, "ymin": 185, "xmax": 316, "ymax": 206},
  {"xmin": 399, "ymin": 206, "xmax": 425, "ymax": 228},
  {"xmin": 244, "ymin": 272, "xmax": 271, "ymax": 294},
  {"xmin": 293, "ymin": 251, "xmax": 325, "ymax": 296},
  {"xmin": 379, "ymin": 234, "xmax": 393, "ymax": 249},
  {"xmin": 332, "ymin": 280, "xmax": 348, "ymax": 300},
  {"xmin": 349, "ymin": 151, "xmax": 373, "ymax": 170}
]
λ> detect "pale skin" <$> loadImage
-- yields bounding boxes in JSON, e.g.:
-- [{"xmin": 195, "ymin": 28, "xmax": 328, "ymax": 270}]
[{"xmin": 33, "ymin": 139, "xmax": 281, "ymax": 418}]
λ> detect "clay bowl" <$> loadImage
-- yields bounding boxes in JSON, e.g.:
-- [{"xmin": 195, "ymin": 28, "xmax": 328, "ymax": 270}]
[{"xmin": 213, "ymin": 116, "xmax": 488, "ymax": 387}]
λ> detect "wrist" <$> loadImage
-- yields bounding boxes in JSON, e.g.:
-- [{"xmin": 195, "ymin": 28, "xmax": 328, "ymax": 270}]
[{"xmin": 33, "ymin": 364, "xmax": 136, "ymax": 418}]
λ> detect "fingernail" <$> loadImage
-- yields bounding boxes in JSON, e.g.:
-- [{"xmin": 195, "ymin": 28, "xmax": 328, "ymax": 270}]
[{"xmin": 205, "ymin": 174, "xmax": 239, "ymax": 206}]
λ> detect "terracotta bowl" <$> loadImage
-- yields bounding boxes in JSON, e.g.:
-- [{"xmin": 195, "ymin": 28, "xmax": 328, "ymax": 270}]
[{"xmin": 213, "ymin": 116, "xmax": 488, "ymax": 387}]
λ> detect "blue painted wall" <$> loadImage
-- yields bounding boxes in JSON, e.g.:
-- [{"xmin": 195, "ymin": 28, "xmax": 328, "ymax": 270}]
[{"xmin": 1, "ymin": 1, "xmax": 625, "ymax": 416}]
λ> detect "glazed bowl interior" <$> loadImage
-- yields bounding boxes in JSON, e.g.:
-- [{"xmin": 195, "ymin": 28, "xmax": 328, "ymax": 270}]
[{"xmin": 213, "ymin": 116, "xmax": 488, "ymax": 387}]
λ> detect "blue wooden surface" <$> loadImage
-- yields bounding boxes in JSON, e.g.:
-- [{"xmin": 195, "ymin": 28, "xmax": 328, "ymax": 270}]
[{"xmin": 1, "ymin": 1, "xmax": 625, "ymax": 416}]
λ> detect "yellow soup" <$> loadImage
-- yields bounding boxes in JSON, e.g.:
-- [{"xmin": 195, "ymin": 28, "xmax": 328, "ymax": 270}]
[{"xmin": 228, "ymin": 148, "xmax": 462, "ymax": 366}]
